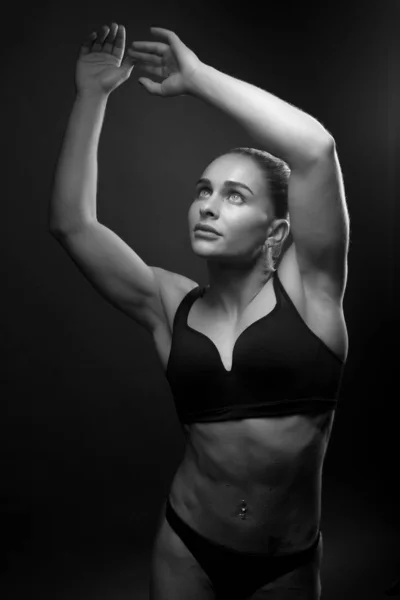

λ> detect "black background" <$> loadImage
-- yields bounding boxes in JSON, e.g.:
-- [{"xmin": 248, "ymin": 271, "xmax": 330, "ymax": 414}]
[{"xmin": 3, "ymin": 0, "xmax": 398, "ymax": 598}]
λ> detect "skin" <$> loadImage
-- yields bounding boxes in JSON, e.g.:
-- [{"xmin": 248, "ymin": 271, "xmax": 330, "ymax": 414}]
[
  {"xmin": 70, "ymin": 23, "xmax": 340, "ymax": 597},
  {"xmin": 171, "ymin": 411, "xmax": 334, "ymax": 552},
  {"xmin": 169, "ymin": 149, "xmax": 335, "ymax": 558},
  {"xmin": 188, "ymin": 152, "xmax": 290, "ymax": 319}
]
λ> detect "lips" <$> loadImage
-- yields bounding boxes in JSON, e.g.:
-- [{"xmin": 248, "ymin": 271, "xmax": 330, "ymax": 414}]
[{"xmin": 194, "ymin": 224, "xmax": 221, "ymax": 235}]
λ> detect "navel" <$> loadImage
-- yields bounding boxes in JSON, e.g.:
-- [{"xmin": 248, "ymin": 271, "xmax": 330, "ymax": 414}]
[{"xmin": 238, "ymin": 499, "xmax": 248, "ymax": 520}]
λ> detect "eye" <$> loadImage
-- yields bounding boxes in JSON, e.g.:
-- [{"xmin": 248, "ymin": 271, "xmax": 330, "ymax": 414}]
[
  {"xmin": 198, "ymin": 187, "xmax": 210, "ymax": 197},
  {"xmin": 196, "ymin": 187, "xmax": 244, "ymax": 202},
  {"xmin": 229, "ymin": 192, "xmax": 245, "ymax": 202}
]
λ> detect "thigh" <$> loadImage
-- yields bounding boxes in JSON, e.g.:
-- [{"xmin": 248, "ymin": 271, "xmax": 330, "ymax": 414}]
[
  {"xmin": 149, "ymin": 501, "xmax": 215, "ymax": 600},
  {"xmin": 249, "ymin": 534, "xmax": 323, "ymax": 600}
]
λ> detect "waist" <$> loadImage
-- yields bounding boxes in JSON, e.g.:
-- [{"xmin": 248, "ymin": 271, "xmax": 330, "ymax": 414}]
[
  {"xmin": 170, "ymin": 412, "xmax": 334, "ymax": 553},
  {"xmin": 170, "ymin": 453, "xmax": 323, "ymax": 553}
]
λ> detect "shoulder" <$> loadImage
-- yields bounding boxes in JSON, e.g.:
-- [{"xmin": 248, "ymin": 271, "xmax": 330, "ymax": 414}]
[{"xmin": 150, "ymin": 266, "xmax": 199, "ymax": 332}]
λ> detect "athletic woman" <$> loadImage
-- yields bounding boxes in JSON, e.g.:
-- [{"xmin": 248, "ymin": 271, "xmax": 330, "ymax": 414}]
[{"xmin": 49, "ymin": 22, "xmax": 349, "ymax": 600}]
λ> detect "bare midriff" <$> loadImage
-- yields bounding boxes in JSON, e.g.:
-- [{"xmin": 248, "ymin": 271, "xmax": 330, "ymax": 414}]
[{"xmin": 169, "ymin": 410, "xmax": 335, "ymax": 555}]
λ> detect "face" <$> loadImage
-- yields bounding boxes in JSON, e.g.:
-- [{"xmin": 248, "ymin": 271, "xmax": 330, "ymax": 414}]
[{"xmin": 188, "ymin": 154, "xmax": 275, "ymax": 266}]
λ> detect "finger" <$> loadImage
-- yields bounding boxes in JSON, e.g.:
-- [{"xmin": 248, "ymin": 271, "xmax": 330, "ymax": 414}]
[
  {"xmin": 127, "ymin": 48, "xmax": 163, "ymax": 66},
  {"xmin": 138, "ymin": 77, "xmax": 164, "ymax": 96},
  {"xmin": 79, "ymin": 31, "xmax": 97, "ymax": 56},
  {"xmin": 103, "ymin": 22, "xmax": 118, "ymax": 54},
  {"xmin": 92, "ymin": 24, "xmax": 110, "ymax": 52},
  {"xmin": 149, "ymin": 26, "xmax": 180, "ymax": 45},
  {"xmin": 126, "ymin": 52, "xmax": 163, "ymax": 79},
  {"xmin": 121, "ymin": 54, "xmax": 136, "ymax": 76},
  {"xmin": 130, "ymin": 40, "xmax": 169, "ymax": 57},
  {"xmin": 113, "ymin": 24, "xmax": 125, "ymax": 60}
]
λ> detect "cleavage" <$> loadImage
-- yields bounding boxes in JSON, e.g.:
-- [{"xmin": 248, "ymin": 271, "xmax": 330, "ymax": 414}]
[{"xmin": 187, "ymin": 278, "xmax": 277, "ymax": 372}]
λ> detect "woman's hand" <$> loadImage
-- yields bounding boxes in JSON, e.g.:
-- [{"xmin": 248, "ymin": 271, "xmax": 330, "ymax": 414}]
[
  {"xmin": 76, "ymin": 23, "xmax": 135, "ymax": 96},
  {"xmin": 127, "ymin": 27, "xmax": 203, "ymax": 97}
]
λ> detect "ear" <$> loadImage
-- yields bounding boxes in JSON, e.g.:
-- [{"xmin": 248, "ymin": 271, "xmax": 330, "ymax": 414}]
[{"xmin": 267, "ymin": 219, "xmax": 290, "ymax": 246}]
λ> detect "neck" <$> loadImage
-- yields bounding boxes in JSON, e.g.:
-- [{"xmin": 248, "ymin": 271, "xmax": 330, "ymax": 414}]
[{"xmin": 204, "ymin": 259, "xmax": 275, "ymax": 318}]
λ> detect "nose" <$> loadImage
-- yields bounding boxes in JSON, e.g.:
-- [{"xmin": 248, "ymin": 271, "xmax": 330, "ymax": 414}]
[
  {"xmin": 200, "ymin": 205, "xmax": 217, "ymax": 218},
  {"xmin": 199, "ymin": 193, "xmax": 221, "ymax": 217}
]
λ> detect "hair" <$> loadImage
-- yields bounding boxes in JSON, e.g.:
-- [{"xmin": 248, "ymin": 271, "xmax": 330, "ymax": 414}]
[{"xmin": 214, "ymin": 147, "xmax": 293, "ymax": 271}]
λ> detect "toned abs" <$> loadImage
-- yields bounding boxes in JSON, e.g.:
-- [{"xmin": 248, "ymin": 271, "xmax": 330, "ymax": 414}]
[{"xmin": 169, "ymin": 411, "xmax": 335, "ymax": 555}]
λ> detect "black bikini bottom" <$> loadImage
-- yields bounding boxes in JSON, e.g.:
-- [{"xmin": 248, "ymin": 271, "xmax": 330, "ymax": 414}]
[{"xmin": 165, "ymin": 497, "xmax": 322, "ymax": 599}]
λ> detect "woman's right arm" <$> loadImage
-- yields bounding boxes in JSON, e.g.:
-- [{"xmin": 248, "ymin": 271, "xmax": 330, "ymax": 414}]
[
  {"xmin": 48, "ymin": 23, "xmax": 169, "ymax": 333},
  {"xmin": 49, "ymin": 91, "xmax": 107, "ymax": 233}
]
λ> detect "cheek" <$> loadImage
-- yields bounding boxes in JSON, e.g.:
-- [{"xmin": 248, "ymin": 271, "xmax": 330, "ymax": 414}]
[
  {"xmin": 188, "ymin": 204, "xmax": 200, "ymax": 231},
  {"xmin": 188, "ymin": 204, "xmax": 196, "ymax": 223},
  {"xmin": 230, "ymin": 216, "xmax": 256, "ymax": 237},
  {"xmin": 229, "ymin": 220, "xmax": 265, "ymax": 250}
]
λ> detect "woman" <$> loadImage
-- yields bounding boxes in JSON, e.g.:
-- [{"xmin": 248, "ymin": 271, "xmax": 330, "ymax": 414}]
[{"xmin": 49, "ymin": 22, "xmax": 349, "ymax": 600}]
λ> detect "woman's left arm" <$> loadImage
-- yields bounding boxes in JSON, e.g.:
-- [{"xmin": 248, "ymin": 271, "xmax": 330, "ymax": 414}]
[
  {"xmin": 189, "ymin": 64, "xmax": 350, "ymax": 300},
  {"xmin": 128, "ymin": 27, "xmax": 349, "ymax": 300}
]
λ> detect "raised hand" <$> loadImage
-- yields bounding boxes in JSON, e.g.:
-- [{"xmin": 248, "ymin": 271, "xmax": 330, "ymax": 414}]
[
  {"xmin": 127, "ymin": 27, "xmax": 203, "ymax": 97},
  {"xmin": 76, "ymin": 23, "xmax": 135, "ymax": 96}
]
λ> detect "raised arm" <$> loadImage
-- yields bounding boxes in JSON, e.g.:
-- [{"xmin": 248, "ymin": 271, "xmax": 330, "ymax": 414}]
[
  {"xmin": 186, "ymin": 63, "xmax": 349, "ymax": 300},
  {"xmin": 49, "ymin": 23, "xmax": 168, "ymax": 332},
  {"xmin": 128, "ymin": 27, "xmax": 349, "ymax": 301}
]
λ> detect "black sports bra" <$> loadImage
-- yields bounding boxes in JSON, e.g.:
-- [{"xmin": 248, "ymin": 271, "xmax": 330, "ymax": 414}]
[{"xmin": 166, "ymin": 270, "xmax": 346, "ymax": 424}]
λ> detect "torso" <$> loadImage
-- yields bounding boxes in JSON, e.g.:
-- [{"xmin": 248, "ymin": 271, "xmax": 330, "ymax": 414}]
[{"xmin": 151, "ymin": 243, "xmax": 348, "ymax": 554}]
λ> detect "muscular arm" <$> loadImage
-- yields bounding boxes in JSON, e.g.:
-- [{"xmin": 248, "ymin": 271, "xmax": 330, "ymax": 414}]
[
  {"xmin": 188, "ymin": 64, "xmax": 330, "ymax": 167},
  {"xmin": 188, "ymin": 64, "xmax": 349, "ymax": 298},
  {"xmin": 48, "ymin": 87, "xmax": 166, "ymax": 331}
]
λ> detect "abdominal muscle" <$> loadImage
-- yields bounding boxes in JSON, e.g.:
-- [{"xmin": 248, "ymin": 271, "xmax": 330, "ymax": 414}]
[{"xmin": 169, "ymin": 410, "xmax": 335, "ymax": 555}]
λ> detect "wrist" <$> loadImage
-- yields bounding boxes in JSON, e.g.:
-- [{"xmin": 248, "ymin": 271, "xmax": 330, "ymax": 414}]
[
  {"xmin": 76, "ymin": 88, "xmax": 110, "ymax": 104},
  {"xmin": 186, "ymin": 62, "xmax": 213, "ymax": 97}
]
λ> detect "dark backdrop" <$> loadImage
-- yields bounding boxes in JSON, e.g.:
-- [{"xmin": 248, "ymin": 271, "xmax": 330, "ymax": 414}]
[{"xmin": 3, "ymin": 1, "xmax": 398, "ymax": 598}]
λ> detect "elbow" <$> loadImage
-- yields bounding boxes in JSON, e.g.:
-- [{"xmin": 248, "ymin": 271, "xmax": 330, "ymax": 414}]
[
  {"xmin": 47, "ymin": 212, "xmax": 97, "ymax": 237},
  {"xmin": 302, "ymin": 133, "xmax": 335, "ymax": 165},
  {"xmin": 315, "ymin": 132, "xmax": 335, "ymax": 155},
  {"xmin": 294, "ymin": 134, "xmax": 335, "ymax": 170}
]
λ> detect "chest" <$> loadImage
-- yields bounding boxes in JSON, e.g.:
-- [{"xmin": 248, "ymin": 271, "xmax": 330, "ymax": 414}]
[{"xmin": 187, "ymin": 279, "xmax": 345, "ymax": 372}]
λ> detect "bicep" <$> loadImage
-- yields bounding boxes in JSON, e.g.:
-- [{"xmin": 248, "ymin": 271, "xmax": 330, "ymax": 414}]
[{"xmin": 51, "ymin": 221, "xmax": 166, "ymax": 332}]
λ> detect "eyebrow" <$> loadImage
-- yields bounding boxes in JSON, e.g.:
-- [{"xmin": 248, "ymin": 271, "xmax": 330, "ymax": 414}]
[{"xmin": 195, "ymin": 178, "xmax": 254, "ymax": 195}]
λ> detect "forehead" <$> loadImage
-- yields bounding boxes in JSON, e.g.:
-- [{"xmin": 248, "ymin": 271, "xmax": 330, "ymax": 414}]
[{"xmin": 201, "ymin": 154, "xmax": 265, "ymax": 190}]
